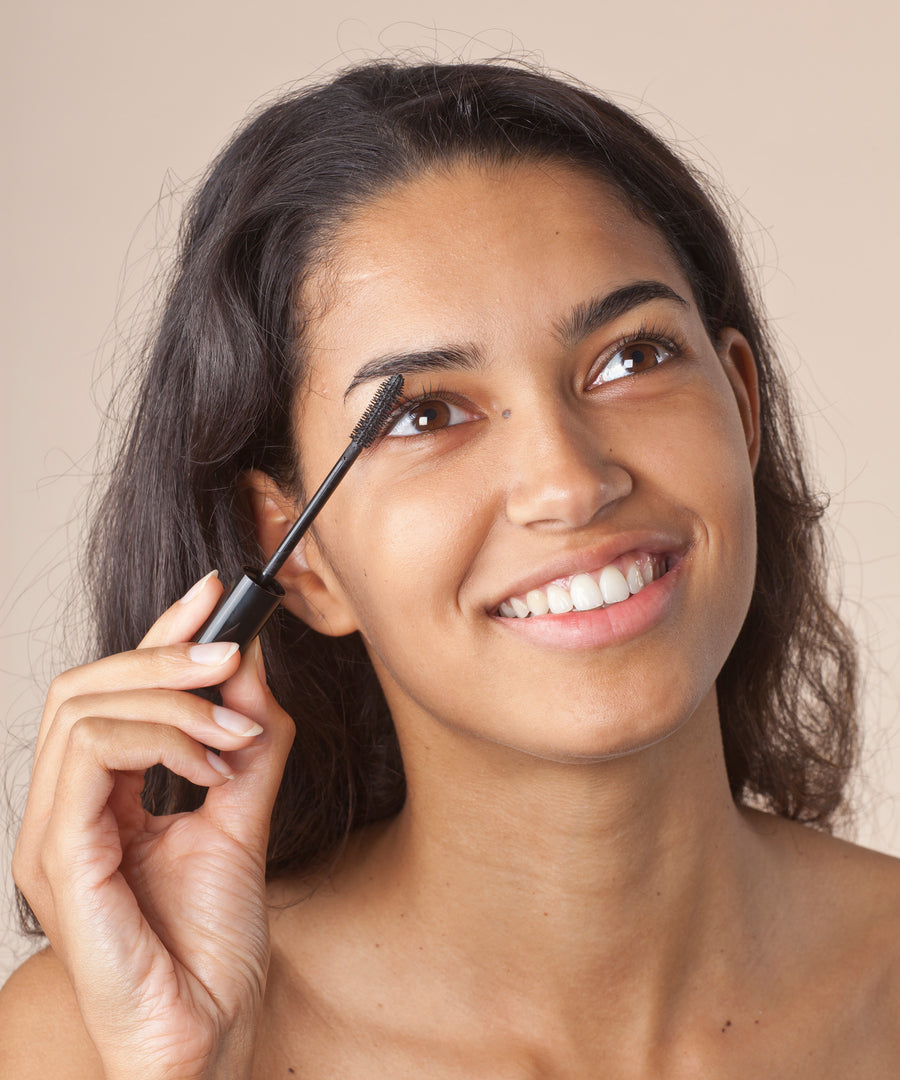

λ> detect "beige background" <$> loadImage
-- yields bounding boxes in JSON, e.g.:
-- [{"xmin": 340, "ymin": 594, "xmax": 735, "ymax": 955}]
[{"xmin": 3, "ymin": 1, "xmax": 898, "ymax": 982}]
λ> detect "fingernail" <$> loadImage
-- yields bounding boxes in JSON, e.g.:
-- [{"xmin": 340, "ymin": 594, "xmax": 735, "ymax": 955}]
[
  {"xmin": 179, "ymin": 569, "xmax": 219, "ymax": 604},
  {"xmin": 212, "ymin": 705, "xmax": 263, "ymax": 737},
  {"xmin": 248, "ymin": 638, "xmax": 267, "ymax": 682},
  {"xmin": 189, "ymin": 641, "xmax": 239, "ymax": 665},
  {"xmin": 206, "ymin": 749, "xmax": 236, "ymax": 780}
]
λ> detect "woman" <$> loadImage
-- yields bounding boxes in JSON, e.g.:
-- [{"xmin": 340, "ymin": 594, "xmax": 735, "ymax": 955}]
[{"xmin": 2, "ymin": 60, "xmax": 897, "ymax": 1076}]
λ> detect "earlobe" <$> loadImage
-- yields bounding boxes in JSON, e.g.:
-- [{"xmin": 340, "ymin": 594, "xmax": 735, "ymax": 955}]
[
  {"xmin": 717, "ymin": 328, "xmax": 761, "ymax": 471},
  {"xmin": 240, "ymin": 469, "xmax": 360, "ymax": 637}
]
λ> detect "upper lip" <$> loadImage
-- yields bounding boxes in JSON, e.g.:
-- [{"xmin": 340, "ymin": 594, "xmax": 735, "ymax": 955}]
[{"xmin": 484, "ymin": 530, "xmax": 690, "ymax": 612}]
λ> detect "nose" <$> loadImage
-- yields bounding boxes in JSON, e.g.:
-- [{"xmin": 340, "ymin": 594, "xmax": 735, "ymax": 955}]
[{"xmin": 502, "ymin": 406, "xmax": 632, "ymax": 529}]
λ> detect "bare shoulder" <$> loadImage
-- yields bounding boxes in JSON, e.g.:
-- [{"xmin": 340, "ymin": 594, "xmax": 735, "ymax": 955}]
[
  {"xmin": 803, "ymin": 828, "xmax": 900, "ymax": 1062},
  {"xmin": 765, "ymin": 812, "xmax": 900, "ymax": 928},
  {"xmin": 0, "ymin": 947, "xmax": 103, "ymax": 1078},
  {"xmin": 813, "ymin": 829, "xmax": 900, "ymax": 1000},
  {"xmin": 744, "ymin": 807, "xmax": 900, "ymax": 905},
  {"xmin": 746, "ymin": 810, "xmax": 900, "ymax": 1061}
]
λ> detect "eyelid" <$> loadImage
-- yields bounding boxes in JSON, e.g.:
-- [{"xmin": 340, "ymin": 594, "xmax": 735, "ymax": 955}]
[
  {"xmin": 384, "ymin": 385, "xmax": 483, "ymax": 438},
  {"xmin": 587, "ymin": 321, "xmax": 688, "ymax": 387}
]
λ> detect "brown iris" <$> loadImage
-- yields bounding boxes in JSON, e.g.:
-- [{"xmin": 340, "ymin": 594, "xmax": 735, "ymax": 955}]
[
  {"xmin": 619, "ymin": 343, "xmax": 660, "ymax": 373},
  {"xmin": 408, "ymin": 400, "xmax": 452, "ymax": 431}
]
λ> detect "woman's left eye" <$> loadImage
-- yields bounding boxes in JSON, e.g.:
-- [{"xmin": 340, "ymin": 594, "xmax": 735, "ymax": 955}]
[
  {"xmin": 386, "ymin": 397, "xmax": 475, "ymax": 437},
  {"xmin": 593, "ymin": 340, "xmax": 674, "ymax": 385}
]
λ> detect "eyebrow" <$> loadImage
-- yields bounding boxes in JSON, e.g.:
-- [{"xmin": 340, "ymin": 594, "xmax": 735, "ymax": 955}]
[
  {"xmin": 555, "ymin": 280, "xmax": 689, "ymax": 346},
  {"xmin": 342, "ymin": 279, "xmax": 689, "ymax": 401},
  {"xmin": 343, "ymin": 344, "xmax": 482, "ymax": 401}
]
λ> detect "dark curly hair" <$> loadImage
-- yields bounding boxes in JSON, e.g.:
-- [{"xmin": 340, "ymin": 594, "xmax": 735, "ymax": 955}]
[{"xmin": 21, "ymin": 60, "xmax": 859, "ymax": 931}]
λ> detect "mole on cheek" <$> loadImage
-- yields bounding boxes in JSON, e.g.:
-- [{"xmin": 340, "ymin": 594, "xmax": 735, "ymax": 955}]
[{"xmin": 502, "ymin": 409, "xmax": 511, "ymax": 419}]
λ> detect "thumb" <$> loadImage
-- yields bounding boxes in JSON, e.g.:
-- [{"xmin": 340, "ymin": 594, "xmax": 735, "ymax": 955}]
[{"xmin": 203, "ymin": 639, "xmax": 295, "ymax": 852}]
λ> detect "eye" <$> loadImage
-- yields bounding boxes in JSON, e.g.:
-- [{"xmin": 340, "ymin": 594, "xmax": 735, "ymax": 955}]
[
  {"xmin": 593, "ymin": 339, "xmax": 675, "ymax": 385},
  {"xmin": 385, "ymin": 397, "xmax": 476, "ymax": 437}
]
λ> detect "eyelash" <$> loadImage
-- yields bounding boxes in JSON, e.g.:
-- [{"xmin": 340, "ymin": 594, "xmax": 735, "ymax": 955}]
[
  {"xmin": 588, "ymin": 321, "xmax": 688, "ymax": 386},
  {"xmin": 382, "ymin": 322, "xmax": 690, "ymax": 436},
  {"xmin": 384, "ymin": 382, "xmax": 474, "ymax": 437}
]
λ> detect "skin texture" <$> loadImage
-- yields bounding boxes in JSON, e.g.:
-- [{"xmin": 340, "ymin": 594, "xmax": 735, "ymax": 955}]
[
  {"xmin": 2, "ymin": 162, "xmax": 899, "ymax": 1078},
  {"xmin": 275, "ymin": 162, "xmax": 761, "ymax": 762},
  {"xmin": 3, "ymin": 576, "xmax": 295, "ymax": 1079}
]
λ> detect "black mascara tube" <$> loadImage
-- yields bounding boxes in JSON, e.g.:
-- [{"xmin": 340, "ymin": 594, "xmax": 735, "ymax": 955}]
[
  {"xmin": 194, "ymin": 373, "xmax": 404, "ymax": 650},
  {"xmin": 196, "ymin": 567, "xmax": 285, "ymax": 648}
]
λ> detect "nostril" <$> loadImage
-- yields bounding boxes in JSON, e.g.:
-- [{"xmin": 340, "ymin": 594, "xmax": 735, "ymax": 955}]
[{"xmin": 504, "ymin": 459, "xmax": 633, "ymax": 531}]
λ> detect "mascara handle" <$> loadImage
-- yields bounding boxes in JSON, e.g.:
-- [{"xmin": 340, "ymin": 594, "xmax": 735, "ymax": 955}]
[{"xmin": 195, "ymin": 566, "xmax": 285, "ymax": 649}]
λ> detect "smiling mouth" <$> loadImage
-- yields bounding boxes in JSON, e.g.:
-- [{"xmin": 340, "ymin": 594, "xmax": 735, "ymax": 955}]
[{"xmin": 496, "ymin": 552, "xmax": 672, "ymax": 618}]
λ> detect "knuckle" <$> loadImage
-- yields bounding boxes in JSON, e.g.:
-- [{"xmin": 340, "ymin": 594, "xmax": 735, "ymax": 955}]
[
  {"xmin": 67, "ymin": 714, "xmax": 106, "ymax": 751},
  {"xmin": 270, "ymin": 693, "xmax": 296, "ymax": 735},
  {"xmin": 179, "ymin": 696, "xmax": 207, "ymax": 729},
  {"xmin": 45, "ymin": 670, "xmax": 73, "ymax": 713},
  {"xmin": 10, "ymin": 844, "xmax": 29, "ymax": 889},
  {"xmin": 143, "ymin": 646, "xmax": 170, "ymax": 675},
  {"xmin": 12, "ymin": 837, "xmax": 44, "ymax": 895},
  {"xmin": 39, "ymin": 837, "xmax": 64, "ymax": 886},
  {"xmin": 52, "ymin": 694, "xmax": 84, "ymax": 731},
  {"xmin": 143, "ymin": 645, "xmax": 189, "ymax": 680}
]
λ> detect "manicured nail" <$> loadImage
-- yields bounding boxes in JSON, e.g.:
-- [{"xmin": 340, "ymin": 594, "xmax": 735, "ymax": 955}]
[
  {"xmin": 248, "ymin": 638, "xmax": 266, "ymax": 682},
  {"xmin": 206, "ymin": 749, "xmax": 235, "ymax": 780},
  {"xmin": 179, "ymin": 569, "xmax": 219, "ymax": 604},
  {"xmin": 212, "ymin": 705, "xmax": 263, "ymax": 737},
  {"xmin": 189, "ymin": 641, "xmax": 239, "ymax": 666}
]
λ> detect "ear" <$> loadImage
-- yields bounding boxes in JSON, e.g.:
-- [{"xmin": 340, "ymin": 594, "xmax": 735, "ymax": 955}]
[
  {"xmin": 240, "ymin": 470, "xmax": 360, "ymax": 637},
  {"xmin": 717, "ymin": 328, "xmax": 761, "ymax": 472}
]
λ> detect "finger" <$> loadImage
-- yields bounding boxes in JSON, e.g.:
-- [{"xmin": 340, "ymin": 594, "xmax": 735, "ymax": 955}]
[
  {"xmin": 28, "ymin": 688, "xmax": 262, "ymax": 832},
  {"xmin": 55, "ymin": 716, "xmax": 236, "ymax": 824},
  {"xmin": 32, "ymin": 569, "xmax": 228, "ymax": 766},
  {"xmin": 36, "ymin": 640, "xmax": 242, "ymax": 760},
  {"xmin": 16, "ymin": 716, "xmax": 236, "ymax": 939},
  {"xmin": 203, "ymin": 640, "xmax": 295, "ymax": 854},
  {"xmin": 41, "ymin": 688, "xmax": 262, "ymax": 761},
  {"xmin": 139, "ymin": 569, "xmax": 223, "ymax": 649}
]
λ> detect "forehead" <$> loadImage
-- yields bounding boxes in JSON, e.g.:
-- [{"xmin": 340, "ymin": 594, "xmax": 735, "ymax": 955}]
[{"xmin": 302, "ymin": 162, "xmax": 690, "ymax": 388}]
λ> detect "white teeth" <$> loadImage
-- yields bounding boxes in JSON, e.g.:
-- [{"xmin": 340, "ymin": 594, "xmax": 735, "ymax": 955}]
[
  {"xmin": 598, "ymin": 565, "xmax": 630, "ymax": 605},
  {"xmin": 626, "ymin": 562, "xmax": 645, "ymax": 595},
  {"xmin": 546, "ymin": 584, "xmax": 574, "ymax": 614},
  {"xmin": 569, "ymin": 573, "xmax": 604, "ymax": 611},
  {"xmin": 510, "ymin": 597, "xmax": 530, "ymax": 618},
  {"xmin": 498, "ymin": 553, "xmax": 667, "ymax": 617},
  {"xmin": 526, "ymin": 588, "xmax": 550, "ymax": 616}
]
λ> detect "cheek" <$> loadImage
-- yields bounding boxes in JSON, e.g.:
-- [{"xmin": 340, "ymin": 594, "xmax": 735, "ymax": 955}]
[
  {"xmin": 317, "ymin": 460, "xmax": 492, "ymax": 633},
  {"xmin": 615, "ymin": 376, "xmax": 757, "ymax": 628},
  {"xmin": 698, "ymin": 385, "xmax": 758, "ymax": 551},
  {"xmin": 666, "ymin": 382, "xmax": 759, "ymax": 618},
  {"xmin": 650, "ymin": 375, "xmax": 755, "ymax": 518}
]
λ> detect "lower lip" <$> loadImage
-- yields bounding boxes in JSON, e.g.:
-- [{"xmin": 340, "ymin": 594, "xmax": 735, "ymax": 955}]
[{"xmin": 490, "ymin": 560, "xmax": 683, "ymax": 651}]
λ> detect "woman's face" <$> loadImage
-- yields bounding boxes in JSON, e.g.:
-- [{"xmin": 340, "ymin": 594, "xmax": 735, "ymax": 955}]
[{"xmin": 284, "ymin": 161, "xmax": 759, "ymax": 763}]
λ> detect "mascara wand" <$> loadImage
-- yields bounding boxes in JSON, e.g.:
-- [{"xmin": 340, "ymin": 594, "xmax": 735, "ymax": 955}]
[{"xmin": 196, "ymin": 373, "xmax": 404, "ymax": 649}]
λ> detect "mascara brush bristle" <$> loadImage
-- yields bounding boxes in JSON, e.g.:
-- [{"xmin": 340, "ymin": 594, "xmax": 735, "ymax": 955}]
[{"xmin": 350, "ymin": 373, "xmax": 405, "ymax": 448}]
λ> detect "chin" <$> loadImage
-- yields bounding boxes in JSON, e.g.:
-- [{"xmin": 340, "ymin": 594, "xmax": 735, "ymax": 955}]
[{"xmin": 452, "ymin": 682, "xmax": 711, "ymax": 767}]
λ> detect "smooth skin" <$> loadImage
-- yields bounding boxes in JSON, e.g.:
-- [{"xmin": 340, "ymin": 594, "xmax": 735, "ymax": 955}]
[
  {"xmin": 2, "ymin": 162, "xmax": 899, "ymax": 1078},
  {"xmin": 3, "ymin": 574, "xmax": 295, "ymax": 1078}
]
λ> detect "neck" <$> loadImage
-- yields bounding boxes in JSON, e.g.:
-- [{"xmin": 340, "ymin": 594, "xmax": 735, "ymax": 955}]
[{"xmin": 361, "ymin": 691, "xmax": 768, "ymax": 1032}]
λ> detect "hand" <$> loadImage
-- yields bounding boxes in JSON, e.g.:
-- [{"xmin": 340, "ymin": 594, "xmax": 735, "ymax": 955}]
[{"xmin": 12, "ymin": 571, "xmax": 295, "ymax": 1079}]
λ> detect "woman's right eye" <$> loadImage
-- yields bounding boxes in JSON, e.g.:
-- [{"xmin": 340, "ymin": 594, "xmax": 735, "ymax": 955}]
[{"xmin": 386, "ymin": 398, "xmax": 476, "ymax": 437}]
